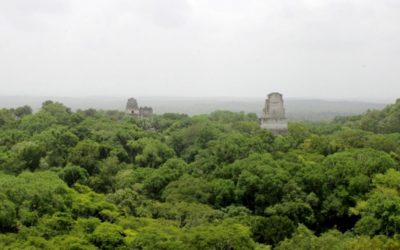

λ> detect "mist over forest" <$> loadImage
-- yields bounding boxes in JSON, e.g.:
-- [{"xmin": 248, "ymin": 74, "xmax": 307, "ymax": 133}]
[{"xmin": 0, "ymin": 96, "xmax": 387, "ymax": 121}]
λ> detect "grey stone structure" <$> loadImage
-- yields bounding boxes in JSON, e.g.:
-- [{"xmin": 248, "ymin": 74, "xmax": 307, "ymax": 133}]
[
  {"xmin": 125, "ymin": 98, "xmax": 153, "ymax": 117},
  {"xmin": 139, "ymin": 106, "xmax": 153, "ymax": 117},
  {"xmin": 260, "ymin": 92, "xmax": 288, "ymax": 134},
  {"xmin": 126, "ymin": 98, "xmax": 140, "ymax": 115}
]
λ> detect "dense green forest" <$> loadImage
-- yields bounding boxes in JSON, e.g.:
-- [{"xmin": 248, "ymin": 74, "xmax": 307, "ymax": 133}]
[{"xmin": 1, "ymin": 99, "xmax": 400, "ymax": 249}]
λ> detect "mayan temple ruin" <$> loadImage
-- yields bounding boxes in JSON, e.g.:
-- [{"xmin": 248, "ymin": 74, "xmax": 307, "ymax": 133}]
[
  {"xmin": 260, "ymin": 92, "xmax": 288, "ymax": 135},
  {"xmin": 125, "ymin": 98, "xmax": 153, "ymax": 117}
]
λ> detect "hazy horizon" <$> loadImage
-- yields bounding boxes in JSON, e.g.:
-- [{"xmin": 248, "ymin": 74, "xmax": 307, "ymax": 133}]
[
  {"xmin": 1, "ymin": 0, "xmax": 399, "ymax": 100},
  {"xmin": 0, "ymin": 94, "xmax": 394, "ymax": 103},
  {"xmin": 0, "ymin": 95, "xmax": 389, "ymax": 121}
]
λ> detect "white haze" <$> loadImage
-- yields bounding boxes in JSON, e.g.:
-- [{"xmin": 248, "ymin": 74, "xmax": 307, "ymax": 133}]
[{"xmin": 0, "ymin": 0, "xmax": 399, "ymax": 102}]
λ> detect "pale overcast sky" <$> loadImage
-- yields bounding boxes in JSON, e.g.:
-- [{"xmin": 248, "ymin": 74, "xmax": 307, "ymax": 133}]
[{"xmin": 0, "ymin": 0, "xmax": 399, "ymax": 101}]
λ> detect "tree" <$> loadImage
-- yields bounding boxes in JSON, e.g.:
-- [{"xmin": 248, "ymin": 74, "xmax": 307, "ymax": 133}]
[
  {"xmin": 124, "ymin": 217, "xmax": 187, "ymax": 250},
  {"xmin": 0, "ymin": 194, "xmax": 16, "ymax": 232},
  {"xmin": 250, "ymin": 216, "xmax": 296, "ymax": 246},
  {"xmin": 2, "ymin": 99, "xmax": 400, "ymax": 249},
  {"xmin": 186, "ymin": 220, "xmax": 256, "ymax": 250},
  {"xmin": 69, "ymin": 140, "xmax": 101, "ymax": 174},
  {"xmin": 90, "ymin": 222, "xmax": 125, "ymax": 250},
  {"xmin": 59, "ymin": 164, "xmax": 89, "ymax": 187},
  {"xmin": 89, "ymin": 156, "xmax": 126, "ymax": 193},
  {"xmin": 127, "ymin": 138, "xmax": 175, "ymax": 168},
  {"xmin": 168, "ymin": 121, "xmax": 220, "ymax": 161},
  {"xmin": 155, "ymin": 201, "xmax": 223, "ymax": 228},
  {"xmin": 33, "ymin": 126, "xmax": 79, "ymax": 167},
  {"xmin": 351, "ymin": 169, "xmax": 400, "ymax": 236},
  {"xmin": 13, "ymin": 105, "xmax": 33, "ymax": 119},
  {"xmin": 162, "ymin": 175, "xmax": 211, "ymax": 204},
  {"xmin": 276, "ymin": 224, "xmax": 350, "ymax": 250},
  {"xmin": 9, "ymin": 140, "xmax": 45, "ymax": 172},
  {"xmin": 142, "ymin": 158, "xmax": 188, "ymax": 199},
  {"xmin": 0, "ymin": 171, "xmax": 73, "ymax": 228},
  {"xmin": 319, "ymin": 148, "xmax": 398, "ymax": 230},
  {"xmin": 0, "ymin": 109, "xmax": 17, "ymax": 128}
]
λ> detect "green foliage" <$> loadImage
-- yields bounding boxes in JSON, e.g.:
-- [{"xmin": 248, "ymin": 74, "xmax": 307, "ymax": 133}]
[
  {"xmin": 13, "ymin": 105, "xmax": 33, "ymax": 118},
  {"xmin": 185, "ymin": 220, "xmax": 256, "ymax": 250},
  {"xmin": 127, "ymin": 223, "xmax": 186, "ymax": 249},
  {"xmin": 143, "ymin": 158, "xmax": 188, "ymax": 198},
  {"xmin": 59, "ymin": 164, "xmax": 89, "ymax": 187},
  {"xmin": 0, "ymin": 171, "xmax": 72, "ymax": 226},
  {"xmin": 90, "ymin": 222, "xmax": 125, "ymax": 250},
  {"xmin": 351, "ymin": 169, "xmax": 400, "ymax": 236},
  {"xmin": 193, "ymin": 133, "xmax": 268, "ymax": 174},
  {"xmin": 71, "ymin": 184, "xmax": 118, "ymax": 218},
  {"xmin": 127, "ymin": 138, "xmax": 175, "ymax": 168},
  {"xmin": 338, "ymin": 99, "xmax": 400, "ymax": 133},
  {"xmin": 277, "ymin": 224, "xmax": 400, "ymax": 250},
  {"xmin": 168, "ymin": 121, "xmax": 220, "ymax": 161},
  {"xmin": 89, "ymin": 156, "xmax": 126, "ymax": 193},
  {"xmin": 0, "ymin": 108, "xmax": 17, "ymax": 128},
  {"xmin": 250, "ymin": 215, "xmax": 296, "ymax": 246},
  {"xmin": 69, "ymin": 140, "xmax": 101, "ymax": 174},
  {"xmin": 8, "ymin": 141, "xmax": 45, "ymax": 172},
  {"xmin": 52, "ymin": 235, "xmax": 97, "ymax": 250},
  {"xmin": 0, "ymin": 194, "xmax": 17, "ymax": 231},
  {"xmin": 1, "ymin": 100, "xmax": 400, "ymax": 249},
  {"xmin": 163, "ymin": 175, "xmax": 212, "ymax": 203},
  {"xmin": 33, "ymin": 126, "xmax": 79, "ymax": 167},
  {"xmin": 216, "ymin": 153, "xmax": 291, "ymax": 212},
  {"xmin": 154, "ymin": 201, "xmax": 223, "ymax": 227},
  {"xmin": 35, "ymin": 212, "xmax": 75, "ymax": 239},
  {"xmin": 276, "ymin": 224, "xmax": 349, "ymax": 250}
]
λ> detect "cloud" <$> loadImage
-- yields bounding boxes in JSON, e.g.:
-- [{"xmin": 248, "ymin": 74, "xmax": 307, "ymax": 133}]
[
  {"xmin": 0, "ymin": 0, "xmax": 399, "ymax": 100},
  {"xmin": 0, "ymin": 0, "xmax": 70, "ymax": 31}
]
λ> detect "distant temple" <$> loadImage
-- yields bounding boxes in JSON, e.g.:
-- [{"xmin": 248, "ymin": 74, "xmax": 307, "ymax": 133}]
[
  {"xmin": 125, "ymin": 98, "xmax": 153, "ymax": 117},
  {"xmin": 260, "ymin": 92, "xmax": 288, "ymax": 135}
]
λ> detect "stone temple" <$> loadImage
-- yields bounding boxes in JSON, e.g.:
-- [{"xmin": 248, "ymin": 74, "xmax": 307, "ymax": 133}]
[
  {"xmin": 125, "ymin": 98, "xmax": 153, "ymax": 117},
  {"xmin": 260, "ymin": 92, "xmax": 288, "ymax": 135}
]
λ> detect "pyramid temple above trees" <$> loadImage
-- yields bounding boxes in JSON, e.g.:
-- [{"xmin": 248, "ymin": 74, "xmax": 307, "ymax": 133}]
[
  {"xmin": 260, "ymin": 92, "xmax": 288, "ymax": 135},
  {"xmin": 125, "ymin": 98, "xmax": 153, "ymax": 117}
]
